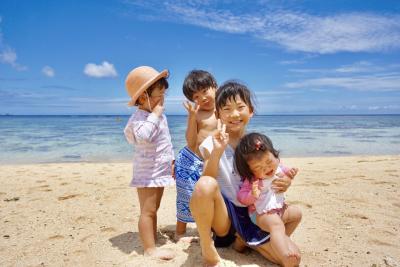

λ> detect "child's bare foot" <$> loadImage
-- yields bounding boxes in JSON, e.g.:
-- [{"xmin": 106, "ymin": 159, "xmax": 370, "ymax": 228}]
[
  {"xmin": 174, "ymin": 233, "xmax": 199, "ymax": 243},
  {"xmin": 144, "ymin": 247, "xmax": 175, "ymax": 261},
  {"xmin": 201, "ymin": 240, "xmax": 220, "ymax": 267},
  {"xmin": 284, "ymin": 252, "xmax": 300, "ymax": 267},
  {"xmin": 203, "ymin": 263, "xmax": 220, "ymax": 267},
  {"xmin": 284, "ymin": 241, "xmax": 300, "ymax": 266},
  {"xmin": 232, "ymin": 235, "xmax": 247, "ymax": 253}
]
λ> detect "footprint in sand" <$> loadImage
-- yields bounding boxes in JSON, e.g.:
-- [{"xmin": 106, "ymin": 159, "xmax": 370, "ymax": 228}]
[
  {"xmin": 73, "ymin": 249, "xmax": 87, "ymax": 255},
  {"xmin": 80, "ymin": 234, "xmax": 94, "ymax": 242},
  {"xmin": 75, "ymin": 216, "xmax": 94, "ymax": 223},
  {"xmin": 58, "ymin": 194, "xmax": 82, "ymax": 201},
  {"xmin": 373, "ymin": 181, "xmax": 395, "ymax": 185},
  {"xmin": 100, "ymin": 227, "xmax": 116, "ymax": 233},
  {"xmin": 351, "ymin": 175, "xmax": 366, "ymax": 178},
  {"xmin": 384, "ymin": 169, "xmax": 398, "ymax": 173},
  {"xmin": 48, "ymin": 235, "xmax": 64, "ymax": 240},
  {"xmin": 60, "ymin": 182, "xmax": 69, "ymax": 186},
  {"xmin": 392, "ymin": 202, "xmax": 400, "ymax": 208},
  {"xmin": 311, "ymin": 182, "xmax": 330, "ymax": 187},
  {"xmin": 345, "ymin": 213, "xmax": 369, "ymax": 220},
  {"xmin": 36, "ymin": 180, "xmax": 47, "ymax": 183},
  {"xmin": 368, "ymin": 239, "xmax": 395, "ymax": 247},
  {"xmin": 289, "ymin": 200, "xmax": 312, "ymax": 208}
]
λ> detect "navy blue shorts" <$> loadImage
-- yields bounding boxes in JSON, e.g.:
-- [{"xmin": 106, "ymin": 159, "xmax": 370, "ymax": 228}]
[{"xmin": 213, "ymin": 196, "xmax": 270, "ymax": 247}]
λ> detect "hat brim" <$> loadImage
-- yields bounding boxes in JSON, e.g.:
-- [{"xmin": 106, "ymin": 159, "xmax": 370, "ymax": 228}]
[{"xmin": 127, "ymin": 69, "xmax": 169, "ymax": 106}]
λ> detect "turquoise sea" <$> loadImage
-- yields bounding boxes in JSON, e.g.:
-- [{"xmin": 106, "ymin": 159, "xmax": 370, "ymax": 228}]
[{"xmin": 0, "ymin": 115, "xmax": 399, "ymax": 164}]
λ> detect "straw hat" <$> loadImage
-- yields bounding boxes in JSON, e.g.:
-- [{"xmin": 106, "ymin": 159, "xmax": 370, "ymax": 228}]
[{"xmin": 125, "ymin": 66, "xmax": 169, "ymax": 106}]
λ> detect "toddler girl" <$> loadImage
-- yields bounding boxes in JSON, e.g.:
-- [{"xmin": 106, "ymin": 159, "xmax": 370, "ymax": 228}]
[
  {"xmin": 235, "ymin": 132, "xmax": 301, "ymax": 266},
  {"xmin": 123, "ymin": 66, "xmax": 175, "ymax": 260}
]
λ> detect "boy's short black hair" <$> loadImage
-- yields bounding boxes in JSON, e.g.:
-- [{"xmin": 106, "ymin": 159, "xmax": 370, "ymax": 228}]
[
  {"xmin": 234, "ymin": 132, "xmax": 280, "ymax": 181},
  {"xmin": 215, "ymin": 81, "xmax": 254, "ymax": 114},
  {"xmin": 134, "ymin": 77, "xmax": 168, "ymax": 106},
  {"xmin": 182, "ymin": 70, "xmax": 217, "ymax": 101}
]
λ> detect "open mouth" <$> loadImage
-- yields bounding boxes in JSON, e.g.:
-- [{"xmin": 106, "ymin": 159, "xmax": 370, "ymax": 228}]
[
  {"xmin": 229, "ymin": 120, "xmax": 242, "ymax": 125},
  {"xmin": 265, "ymin": 169, "xmax": 274, "ymax": 176}
]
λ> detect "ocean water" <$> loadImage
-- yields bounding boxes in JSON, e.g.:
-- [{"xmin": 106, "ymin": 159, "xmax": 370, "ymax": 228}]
[{"xmin": 0, "ymin": 115, "xmax": 399, "ymax": 164}]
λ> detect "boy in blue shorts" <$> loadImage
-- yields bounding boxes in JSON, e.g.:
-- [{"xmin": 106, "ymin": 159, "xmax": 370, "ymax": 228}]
[{"xmin": 175, "ymin": 70, "xmax": 218, "ymax": 241}]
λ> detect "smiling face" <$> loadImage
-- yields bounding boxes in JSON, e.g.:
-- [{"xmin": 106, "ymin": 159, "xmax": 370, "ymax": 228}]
[
  {"xmin": 217, "ymin": 95, "xmax": 253, "ymax": 134},
  {"xmin": 247, "ymin": 151, "xmax": 279, "ymax": 179},
  {"xmin": 192, "ymin": 87, "xmax": 216, "ymax": 111}
]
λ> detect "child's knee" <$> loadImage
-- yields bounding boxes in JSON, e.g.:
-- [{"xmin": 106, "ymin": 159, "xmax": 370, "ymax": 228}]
[
  {"xmin": 287, "ymin": 205, "xmax": 302, "ymax": 223},
  {"xmin": 140, "ymin": 205, "xmax": 158, "ymax": 217},
  {"xmin": 192, "ymin": 176, "xmax": 218, "ymax": 198},
  {"xmin": 292, "ymin": 206, "xmax": 302, "ymax": 223}
]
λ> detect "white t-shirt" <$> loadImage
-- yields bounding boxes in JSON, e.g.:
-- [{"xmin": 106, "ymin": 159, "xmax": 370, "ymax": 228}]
[{"xmin": 199, "ymin": 136, "xmax": 245, "ymax": 207}]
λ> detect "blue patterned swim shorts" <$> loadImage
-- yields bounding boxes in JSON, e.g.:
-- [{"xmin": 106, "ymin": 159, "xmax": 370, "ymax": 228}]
[{"xmin": 175, "ymin": 147, "xmax": 203, "ymax": 223}]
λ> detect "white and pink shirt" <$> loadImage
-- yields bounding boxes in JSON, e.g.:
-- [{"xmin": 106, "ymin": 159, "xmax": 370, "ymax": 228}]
[{"xmin": 124, "ymin": 109, "xmax": 175, "ymax": 187}]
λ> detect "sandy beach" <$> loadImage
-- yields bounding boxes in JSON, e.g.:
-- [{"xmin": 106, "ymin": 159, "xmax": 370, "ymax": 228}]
[{"xmin": 1, "ymin": 155, "xmax": 399, "ymax": 266}]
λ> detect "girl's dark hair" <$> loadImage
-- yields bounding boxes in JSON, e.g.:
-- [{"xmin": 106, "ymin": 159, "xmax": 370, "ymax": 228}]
[
  {"xmin": 183, "ymin": 70, "xmax": 217, "ymax": 101},
  {"xmin": 215, "ymin": 81, "xmax": 254, "ymax": 115},
  {"xmin": 134, "ymin": 77, "xmax": 168, "ymax": 106},
  {"xmin": 234, "ymin": 132, "xmax": 279, "ymax": 181}
]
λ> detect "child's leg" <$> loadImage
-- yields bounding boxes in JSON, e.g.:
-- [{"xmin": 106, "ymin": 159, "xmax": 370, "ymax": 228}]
[
  {"xmin": 282, "ymin": 205, "xmax": 302, "ymax": 236},
  {"xmin": 154, "ymin": 187, "xmax": 164, "ymax": 240},
  {"xmin": 175, "ymin": 221, "xmax": 187, "ymax": 237},
  {"xmin": 257, "ymin": 213, "xmax": 300, "ymax": 267},
  {"xmin": 137, "ymin": 187, "xmax": 174, "ymax": 260}
]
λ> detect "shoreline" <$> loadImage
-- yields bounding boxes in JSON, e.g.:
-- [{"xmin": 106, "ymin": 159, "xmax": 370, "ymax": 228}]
[
  {"xmin": 1, "ymin": 155, "xmax": 399, "ymax": 266},
  {"xmin": 2, "ymin": 154, "xmax": 400, "ymax": 166}
]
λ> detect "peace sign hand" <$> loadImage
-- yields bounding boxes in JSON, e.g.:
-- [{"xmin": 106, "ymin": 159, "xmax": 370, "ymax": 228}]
[
  {"xmin": 212, "ymin": 119, "xmax": 229, "ymax": 152},
  {"xmin": 183, "ymin": 101, "xmax": 199, "ymax": 116}
]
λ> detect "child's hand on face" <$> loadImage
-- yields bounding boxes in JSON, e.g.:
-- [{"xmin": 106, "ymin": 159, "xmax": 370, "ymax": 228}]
[
  {"xmin": 183, "ymin": 101, "xmax": 199, "ymax": 116},
  {"xmin": 212, "ymin": 119, "xmax": 229, "ymax": 152},
  {"xmin": 152, "ymin": 98, "xmax": 164, "ymax": 117},
  {"xmin": 251, "ymin": 180, "xmax": 261, "ymax": 198}
]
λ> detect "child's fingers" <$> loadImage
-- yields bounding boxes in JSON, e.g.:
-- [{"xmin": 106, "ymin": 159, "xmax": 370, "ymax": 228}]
[
  {"xmin": 221, "ymin": 123, "xmax": 226, "ymax": 135},
  {"xmin": 183, "ymin": 102, "xmax": 190, "ymax": 110},
  {"xmin": 217, "ymin": 119, "xmax": 221, "ymax": 132}
]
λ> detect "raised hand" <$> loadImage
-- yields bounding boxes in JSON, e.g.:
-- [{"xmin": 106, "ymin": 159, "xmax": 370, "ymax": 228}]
[
  {"xmin": 183, "ymin": 101, "xmax": 199, "ymax": 116},
  {"xmin": 212, "ymin": 119, "xmax": 229, "ymax": 152},
  {"xmin": 251, "ymin": 179, "xmax": 261, "ymax": 198},
  {"xmin": 152, "ymin": 97, "xmax": 165, "ymax": 117}
]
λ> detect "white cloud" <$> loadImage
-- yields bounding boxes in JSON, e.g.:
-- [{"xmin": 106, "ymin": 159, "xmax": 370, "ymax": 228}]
[
  {"xmin": 0, "ymin": 18, "xmax": 27, "ymax": 71},
  {"xmin": 0, "ymin": 47, "xmax": 27, "ymax": 71},
  {"xmin": 83, "ymin": 61, "xmax": 118, "ymax": 78},
  {"xmin": 42, "ymin": 66, "xmax": 55, "ymax": 77},
  {"xmin": 285, "ymin": 73, "xmax": 400, "ymax": 92},
  {"xmin": 334, "ymin": 61, "xmax": 383, "ymax": 73},
  {"xmin": 128, "ymin": 1, "xmax": 400, "ymax": 54}
]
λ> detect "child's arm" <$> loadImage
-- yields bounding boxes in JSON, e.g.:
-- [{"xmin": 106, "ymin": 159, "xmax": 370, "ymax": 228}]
[
  {"xmin": 201, "ymin": 120, "xmax": 229, "ymax": 178},
  {"xmin": 131, "ymin": 113, "xmax": 161, "ymax": 143},
  {"xmin": 237, "ymin": 179, "xmax": 258, "ymax": 206},
  {"xmin": 183, "ymin": 101, "xmax": 199, "ymax": 152}
]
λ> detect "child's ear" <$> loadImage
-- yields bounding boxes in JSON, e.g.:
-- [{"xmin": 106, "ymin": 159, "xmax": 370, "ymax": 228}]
[{"xmin": 249, "ymin": 107, "xmax": 254, "ymax": 118}]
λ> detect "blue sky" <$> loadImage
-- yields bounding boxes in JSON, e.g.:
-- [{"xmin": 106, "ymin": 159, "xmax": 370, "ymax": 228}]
[{"xmin": 1, "ymin": 0, "xmax": 400, "ymax": 115}]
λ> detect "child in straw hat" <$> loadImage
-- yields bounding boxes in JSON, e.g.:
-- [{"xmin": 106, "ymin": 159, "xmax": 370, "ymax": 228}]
[{"xmin": 123, "ymin": 66, "xmax": 175, "ymax": 260}]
